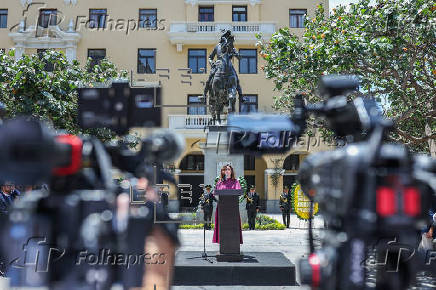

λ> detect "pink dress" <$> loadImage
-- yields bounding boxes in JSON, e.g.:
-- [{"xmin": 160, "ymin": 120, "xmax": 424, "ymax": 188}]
[{"xmin": 212, "ymin": 179, "xmax": 243, "ymax": 244}]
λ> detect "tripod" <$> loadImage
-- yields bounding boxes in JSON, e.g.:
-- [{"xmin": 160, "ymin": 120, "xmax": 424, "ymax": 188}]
[{"xmin": 201, "ymin": 216, "xmax": 214, "ymax": 263}]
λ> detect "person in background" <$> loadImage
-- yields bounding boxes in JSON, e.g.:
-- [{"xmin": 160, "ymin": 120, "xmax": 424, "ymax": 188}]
[
  {"xmin": 159, "ymin": 185, "xmax": 169, "ymax": 212},
  {"xmin": 200, "ymin": 185, "xmax": 216, "ymax": 230},
  {"xmin": 426, "ymin": 213, "xmax": 436, "ymax": 239},
  {"xmin": 0, "ymin": 183, "xmax": 20, "ymax": 214},
  {"xmin": 419, "ymin": 211, "xmax": 436, "ymax": 252},
  {"xmin": 245, "ymin": 185, "xmax": 260, "ymax": 230},
  {"xmin": 279, "ymin": 185, "xmax": 292, "ymax": 228}
]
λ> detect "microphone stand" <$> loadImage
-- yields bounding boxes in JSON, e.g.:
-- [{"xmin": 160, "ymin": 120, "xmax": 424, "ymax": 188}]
[
  {"xmin": 187, "ymin": 197, "xmax": 214, "ymax": 263},
  {"xmin": 201, "ymin": 210, "xmax": 213, "ymax": 263}
]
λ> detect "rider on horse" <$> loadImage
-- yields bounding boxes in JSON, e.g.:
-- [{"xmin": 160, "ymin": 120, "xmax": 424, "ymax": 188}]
[{"xmin": 201, "ymin": 30, "xmax": 243, "ymax": 101}]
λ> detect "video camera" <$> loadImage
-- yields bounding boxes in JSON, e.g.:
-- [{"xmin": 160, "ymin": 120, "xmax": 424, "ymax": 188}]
[
  {"xmin": 227, "ymin": 74, "xmax": 436, "ymax": 289},
  {"xmin": 78, "ymin": 79, "xmax": 161, "ymax": 135},
  {"xmin": 0, "ymin": 80, "xmax": 185, "ymax": 290}
]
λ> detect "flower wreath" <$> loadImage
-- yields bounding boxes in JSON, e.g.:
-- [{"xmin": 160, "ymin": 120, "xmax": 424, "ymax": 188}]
[{"xmin": 290, "ymin": 183, "xmax": 319, "ymax": 220}]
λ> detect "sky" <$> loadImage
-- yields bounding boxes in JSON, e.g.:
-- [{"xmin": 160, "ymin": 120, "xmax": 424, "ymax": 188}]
[{"xmin": 329, "ymin": 0, "xmax": 377, "ymax": 10}]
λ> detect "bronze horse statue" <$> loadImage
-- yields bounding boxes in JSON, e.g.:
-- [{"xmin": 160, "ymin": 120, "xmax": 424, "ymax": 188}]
[{"xmin": 209, "ymin": 40, "xmax": 239, "ymax": 125}]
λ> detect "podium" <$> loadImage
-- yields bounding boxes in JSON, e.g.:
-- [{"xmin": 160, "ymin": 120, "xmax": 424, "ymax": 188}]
[{"xmin": 215, "ymin": 189, "xmax": 244, "ymax": 262}]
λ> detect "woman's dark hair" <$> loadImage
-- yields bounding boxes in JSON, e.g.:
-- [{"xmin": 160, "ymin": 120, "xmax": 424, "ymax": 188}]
[{"xmin": 220, "ymin": 164, "xmax": 235, "ymax": 180}]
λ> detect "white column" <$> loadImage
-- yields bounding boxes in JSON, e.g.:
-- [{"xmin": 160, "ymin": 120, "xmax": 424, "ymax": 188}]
[
  {"xmin": 65, "ymin": 44, "xmax": 77, "ymax": 63},
  {"xmin": 14, "ymin": 46, "xmax": 25, "ymax": 60}
]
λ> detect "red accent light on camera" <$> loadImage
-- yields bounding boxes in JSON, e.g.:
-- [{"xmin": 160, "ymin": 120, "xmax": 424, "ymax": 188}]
[
  {"xmin": 308, "ymin": 253, "xmax": 320, "ymax": 288},
  {"xmin": 376, "ymin": 187, "xmax": 396, "ymax": 216},
  {"xmin": 53, "ymin": 134, "xmax": 82, "ymax": 176},
  {"xmin": 403, "ymin": 187, "xmax": 420, "ymax": 217}
]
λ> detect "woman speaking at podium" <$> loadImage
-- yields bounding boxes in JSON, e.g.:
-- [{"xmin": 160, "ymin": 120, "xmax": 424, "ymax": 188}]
[{"xmin": 212, "ymin": 164, "xmax": 243, "ymax": 244}]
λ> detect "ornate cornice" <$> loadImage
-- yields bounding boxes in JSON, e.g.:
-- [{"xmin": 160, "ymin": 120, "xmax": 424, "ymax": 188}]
[{"xmin": 9, "ymin": 25, "xmax": 81, "ymax": 49}]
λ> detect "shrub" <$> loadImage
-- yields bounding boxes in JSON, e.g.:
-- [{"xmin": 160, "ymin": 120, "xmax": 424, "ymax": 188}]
[{"xmin": 179, "ymin": 224, "xmax": 215, "ymax": 229}]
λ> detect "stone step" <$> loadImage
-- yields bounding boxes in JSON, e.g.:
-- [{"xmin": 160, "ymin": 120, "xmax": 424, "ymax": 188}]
[{"xmin": 173, "ymin": 251, "xmax": 296, "ymax": 286}]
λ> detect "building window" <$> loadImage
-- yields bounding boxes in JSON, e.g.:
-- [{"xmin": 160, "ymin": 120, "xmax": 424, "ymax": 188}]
[
  {"xmin": 37, "ymin": 49, "xmax": 54, "ymax": 72},
  {"xmin": 232, "ymin": 6, "xmax": 247, "ymax": 22},
  {"xmin": 188, "ymin": 49, "xmax": 207, "ymax": 74},
  {"xmin": 180, "ymin": 154, "xmax": 204, "ymax": 171},
  {"xmin": 39, "ymin": 9, "xmax": 57, "ymax": 28},
  {"xmin": 239, "ymin": 95, "xmax": 258, "ymax": 113},
  {"xmin": 139, "ymin": 9, "xmax": 157, "ymax": 29},
  {"xmin": 199, "ymin": 6, "xmax": 214, "ymax": 22},
  {"xmin": 187, "ymin": 95, "xmax": 207, "ymax": 115},
  {"xmin": 137, "ymin": 49, "xmax": 156, "ymax": 74},
  {"xmin": 284, "ymin": 154, "xmax": 300, "ymax": 171},
  {"xmin": 283, "ymin": 175, "xmax": 297, "ymax": 189},
  {"xmin": 289, "ymin": 9, "xmax": 306, "ymax": 28},
  {"xmin": 88, "ymin": 49, "xmax": 106, "ymax": 68},
  {"xmin": 89, "ymin": 9, "xmax": 107, "ymax": 29},
  {"xmin": 244, "ymin": 175, "xmax": 255, "ymax": 189},
  {"xmin": 244, "ymin": 155, "xmax": 255, "ymax": 170},
  {"xmin": 0, "ymin": 10, "xmax": 7, "ymax": 29},
  {"xmin": 239, "ymin": 49, "xmax": 257, "ymax": 74}
]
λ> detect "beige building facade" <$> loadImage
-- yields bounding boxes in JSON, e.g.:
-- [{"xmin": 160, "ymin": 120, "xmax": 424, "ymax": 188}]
[{"xmin": 0, "ymin": 0, "xmax": 330, "ymax": 212}]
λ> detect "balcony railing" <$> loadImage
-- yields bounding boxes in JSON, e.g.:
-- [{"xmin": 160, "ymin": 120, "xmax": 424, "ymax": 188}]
[
  {"xmin": 168, "ymin": 21, "xmax": 276, "ymax": 45},
  {"xmin": 183, "ymin": 22, "xmax": 274, "ymax": 33},
  {"xmin": 169, "ymin": 115, "xmax": 227, "ymax": 130}
]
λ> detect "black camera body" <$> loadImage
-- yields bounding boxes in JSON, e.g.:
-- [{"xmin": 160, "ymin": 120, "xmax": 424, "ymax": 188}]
[
  {"xmin": 0, "ymin": 81, "xmax": 182, "ymax": 289},
  {"xmin": 224, "ymin": 74, "xmax": 436, "ymax": 289},
  {"xmin": 78, "ymin": 80, "xmax": 162, "ymax": 135},
  {"xmin": 295, "ymin": 75, "xmax": 436, "ymax": 290},
  {"xmin": 0, "ymin": 134, "xmax": 118, "ymax": 289},
  {"xmin": 298, "ymin": 143, "xmax": 432, "ymax": 231}
]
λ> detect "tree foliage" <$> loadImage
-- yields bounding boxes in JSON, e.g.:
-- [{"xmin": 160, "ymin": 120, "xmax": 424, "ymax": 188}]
[
  {"xmin": 0, "ymin": 49, "xmax": 127, "ymax": 140},
  {"xmin": 258, "ymin": 0, "xmax": 436, "ymax": 155}
]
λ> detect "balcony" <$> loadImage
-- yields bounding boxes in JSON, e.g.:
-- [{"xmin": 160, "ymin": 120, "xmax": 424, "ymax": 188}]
[
  {"xmin": 168, "ymin": 22, "xmax": 276, "ymax": 46},
  {"xmin": 169, "ymin": 115, "xmax": 227, "ymax": 130}
]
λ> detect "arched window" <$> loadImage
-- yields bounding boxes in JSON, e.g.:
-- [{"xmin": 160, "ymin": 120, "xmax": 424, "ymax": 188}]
[
  {"xmin": 179, "ymin": 154, "xmax": 204, "ymax": 171},
  {"xmin": 283, "ymin": 154, "xmax": 299, "ymax": 171}
]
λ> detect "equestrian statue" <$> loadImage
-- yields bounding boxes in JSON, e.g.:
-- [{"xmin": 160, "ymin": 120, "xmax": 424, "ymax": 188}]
[{"xmin": 201, "ymin": 30, "xmax": 243, "ymax": 125}]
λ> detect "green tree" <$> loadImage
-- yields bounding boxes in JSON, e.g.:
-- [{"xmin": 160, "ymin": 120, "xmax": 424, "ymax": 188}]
[
  {"xmin": 257, "ymin": 0, "xmax": 436, "ymax": 155},
  {"xmin": 0, "ymin": 49, "xmax": 127, "ymax": 140}
]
